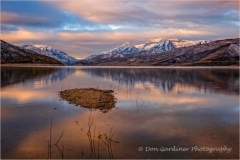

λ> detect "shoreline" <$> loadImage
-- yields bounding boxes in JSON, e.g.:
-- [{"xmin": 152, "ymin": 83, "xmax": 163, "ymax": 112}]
[
  {"xmin": 1, "ymin": 63, "xmax": 239, "ymax": 69},
  {"xmin": 0, "ymin": 63, "xmax": 64, "ymax": 66}
]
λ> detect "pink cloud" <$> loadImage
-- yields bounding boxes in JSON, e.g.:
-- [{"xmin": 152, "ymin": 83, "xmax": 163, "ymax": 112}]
[
  {"xmin": 1, "ymin": 11, "xmax": 47, "ymax": 25},
  {"xmin": 1, "ymin": 29, "xmax": 55, "ymax": 42}
]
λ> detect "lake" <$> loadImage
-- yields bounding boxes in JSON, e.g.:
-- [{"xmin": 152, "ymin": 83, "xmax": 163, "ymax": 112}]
[{"xmin": 1, "ymin": 66, "xmax": 239, "ymax": 159}]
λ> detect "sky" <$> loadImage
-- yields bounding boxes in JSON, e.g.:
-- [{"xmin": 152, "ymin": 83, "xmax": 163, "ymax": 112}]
[{"xmin": 1, "ymin": 0, "xmax": 239, "ymax": 59}]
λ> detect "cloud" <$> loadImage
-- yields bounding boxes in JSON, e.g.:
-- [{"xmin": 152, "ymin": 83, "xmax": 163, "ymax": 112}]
[
  {"xmin": 1, "ymin": 29, "xmax": 55, "ymax": 42},
  {"xmin": 1, "ymin": 12, "xmax": 50, "ymax": 29},
  {"xmin": 1, "ymin": 1, "xmax": 112, "ymax": 32},
  {"xmin": 1, "ymin": 24, "xmax": 19, "ymax": 32},
  {"xmin": 1, "ymin": 0, "xmax": 239, "ymax": 59},
  {"xmin": 49, "ymin": 0, "xmax": 239, "ymax": 28}
]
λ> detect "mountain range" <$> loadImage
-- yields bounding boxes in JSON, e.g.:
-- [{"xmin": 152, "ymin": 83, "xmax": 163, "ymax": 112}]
[
  {"xmin": 79, "ymin": 38, "xmax": 239, "ymax": 66},
  {"xmin": 85, "ymin": 38, "xmax": 210, "ymax": 60},
  {"xmin": 1, "ymin": 38, "xmax": 239, "ymax": 66}
]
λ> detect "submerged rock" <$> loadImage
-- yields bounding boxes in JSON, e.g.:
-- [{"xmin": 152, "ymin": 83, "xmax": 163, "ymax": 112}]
[{"xmin": 59, "ymin": 88, "xmax": 116, "ymax": 113}]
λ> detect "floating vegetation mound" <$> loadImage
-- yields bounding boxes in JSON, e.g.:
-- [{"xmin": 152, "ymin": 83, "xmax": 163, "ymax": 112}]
[{"xmin": 59, "ymin": 88, "xmax": 116, "ymax": 113}]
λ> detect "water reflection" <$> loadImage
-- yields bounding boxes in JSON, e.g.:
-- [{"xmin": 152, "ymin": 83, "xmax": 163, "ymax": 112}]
[
  {"xmin": 1, "ymin": 67, "xmax": 58, "ymax": 87},
  {"xmin": 30, "ymin": 67, "xmax": 76, "ymax": 89},
  {"xmin": 2, "ymin": 67, "xmax": 238, "ymax": 95},
  {"xmin": 1, "ymin": 67, "xmax": 76, "ymax": 88},
  {"xmin": 1, "ymin": 66, "xmax": 239, "ymax": 159},
  {"xmin": 81, "ymin": 68, "xmax": 239, "ymax": 95}
]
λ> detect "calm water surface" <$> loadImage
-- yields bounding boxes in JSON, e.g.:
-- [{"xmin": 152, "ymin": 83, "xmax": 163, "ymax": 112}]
[{"xmin": 1, "ymin": 66, "xmax": 239, "ymax": 159}]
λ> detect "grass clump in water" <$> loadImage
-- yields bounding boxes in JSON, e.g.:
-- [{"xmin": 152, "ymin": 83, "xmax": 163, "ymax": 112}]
[{"xmin": 59, "ymin": 88, "xmax": 116, "ymax": 113}]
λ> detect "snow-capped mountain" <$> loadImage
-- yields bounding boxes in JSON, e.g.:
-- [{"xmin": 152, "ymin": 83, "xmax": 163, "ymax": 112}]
[
  {"xmin": 78, "ymin": 38, "xmax": 239, "ymax": 66},
  {"xmin": 85, "ymin": 42, "xmax": 139, "ymax": 60},
  {"xmin": 21, "ymin": 45, "xmax": 78, "ymax": 65},
  {"xmin": 22, "ymin": 45, "xmax": 55, "ymax": 58},
  {"xmin": 109, "ymin": 42, "xmax": 139, "ymax": 54},
  {"xmin": 134, "ymin": 38, "xmax": 210, "ymax": 52},
  {"xmin": 85, "ymin": 38, "xmax": 210, "ymax": 60},
  {"xmin": 85, "ymin": 51, "xmax": 108, "ymax": 60},
  {"xmin": 148, "ymin": 39, "xmax": 176, "ymax": 53},
  {"xmin": 134, "ymin": 38, "xmax": 165, "ymax": 51},
  {"xmin": 169, "ymin": 38, "xmax": 210, "ymax": 48}
]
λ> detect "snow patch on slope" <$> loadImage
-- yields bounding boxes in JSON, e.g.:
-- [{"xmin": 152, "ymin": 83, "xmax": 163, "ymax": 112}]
[
  {"xmin": 85, "ymin": 38, "xmax": 211, "ymax": 60},
  {"xmin": 21, "ymin": 45, "xmax": 78, "ymax": 65}
]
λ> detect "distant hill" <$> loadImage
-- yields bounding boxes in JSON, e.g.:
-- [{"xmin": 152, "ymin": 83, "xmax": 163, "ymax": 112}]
[
  {"xmin": 21, "ymin": 44, "xmax": 79, "ymax": 65},
  {"xmin": 77, "ymin": 38, "xmax": 239, "ymax": 66},
  {"xmin": 1, "ymin": 40, "xmax": 64, "ymax": 65}
]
